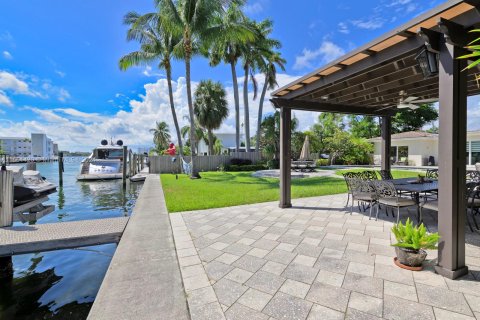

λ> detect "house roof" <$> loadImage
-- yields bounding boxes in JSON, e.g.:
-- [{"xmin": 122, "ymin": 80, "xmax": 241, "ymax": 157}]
[
  {"xmin": 369, "ymin": 131, "xmax": 438, "ymax": 141},
  {"xmin": 270, "ymin": 1, "xmax": 480, "ymax": 116}
]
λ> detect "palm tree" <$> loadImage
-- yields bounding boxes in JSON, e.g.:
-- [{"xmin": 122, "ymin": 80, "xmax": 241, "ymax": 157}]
[
  {"xmin": 209, "ymin": 4, "xmax": 255, "ymax": 152},
  {"xmin": 241, "ymin": 19, "xmax": 281, "ymax": 153},
  {"xmin": 194, "ymin": 80, "xmax": 229, "ymax": 155},
  {"xmin": 150, "ymin": 121, "xmax": 171, "ymax": 152},
  {"xmin": 256, "ymin": 51, "xmax": 286, "ymax": 151},
  {"xmin": 119, "ymin": 11, "xmax": 184, "ymax": 156},
  {"xmin": 157, "ymin": 0, "xmax": 241, "ymax": 178},
  {"xmin": 181, "ymin": 121, "xmax": 207, "ymax": 153}
]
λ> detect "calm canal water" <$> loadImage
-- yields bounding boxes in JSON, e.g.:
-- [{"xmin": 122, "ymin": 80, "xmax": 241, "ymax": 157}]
[{"xmin": 0, "ymin": 158, "xmax": 143, "ymax": 319}]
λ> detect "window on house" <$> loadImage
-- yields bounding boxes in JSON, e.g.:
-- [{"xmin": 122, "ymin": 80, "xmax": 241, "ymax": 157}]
[
  {"xmin": 398, "ymin": 146, "xmax": 408, "ymax": 160},
  {"xmin": 472, "ymin": 141, "xmax": 480, "ymax": 165}
]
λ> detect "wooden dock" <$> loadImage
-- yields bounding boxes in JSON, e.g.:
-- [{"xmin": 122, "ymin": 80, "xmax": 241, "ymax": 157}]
[{"xmin": 0, "ymin": 217, "xmax": 129, "ymax": 257}]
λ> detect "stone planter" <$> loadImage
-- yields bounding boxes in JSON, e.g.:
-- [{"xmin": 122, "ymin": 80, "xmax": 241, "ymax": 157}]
[{"xmin": 395, "ymin": 247, "xmax": 427, "ymax": 267}]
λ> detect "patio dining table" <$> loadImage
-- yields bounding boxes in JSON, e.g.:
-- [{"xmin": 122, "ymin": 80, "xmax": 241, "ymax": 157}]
[{"xmin": 390, "ymin": 178, "xmax": 438, "ymax": 223}]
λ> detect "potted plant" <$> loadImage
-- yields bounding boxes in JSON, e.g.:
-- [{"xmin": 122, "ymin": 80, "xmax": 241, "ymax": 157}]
[{"xmin": 391, "ymin": 218, "xmax": 440, "ymax": 270}]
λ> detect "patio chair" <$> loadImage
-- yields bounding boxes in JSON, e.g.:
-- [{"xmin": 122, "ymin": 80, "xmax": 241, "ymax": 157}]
[
  {"xmin": 372, "ymin": 180, "xmax": 417, "ymax": 223},
  {"xmin": 342, "ymin": 172, "xmax": 362, "ymax": 208},
  {"xmin": 346, "ymin": 178, "xmax": 378, "ymax": 220},
  {"xmin": 426, "ymin": 169, "xmax": 439, "ymax": 179},
  {"xmin": 467, "ymin": 181, "xmax": 480, "ymax": 232},
  {"xmin": 420, "ymin": 182, "xmax": 480, "ymax": 232},
  {"xmin": 360, "ymin": 170, "xmax": 378, "ymax": 181},
  {"xmin": 467, "ymin": 170, "xmax": 480, "ymax": 182},
  {"xmin": 419, "ymin": 199, "xmax": 438, "ymax": 229},
  {"xmin": 379, "ymin": 170, "xmax": 393, "ymax": 180}
]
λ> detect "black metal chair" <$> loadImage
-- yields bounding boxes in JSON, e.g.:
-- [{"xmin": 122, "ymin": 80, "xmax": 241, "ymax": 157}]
[
  {"xmin": 346, "ymin": 178, "xmax": 378, "ymax": 219},
  {"xmin": 466, "ymin": 181, "xmax": 480, "ymax": 232},
  {"xmin": 361, "ymin": 170, "xmax": 378, "ymax": 181},
  {"xmin": 426, "ymin": 169, "xmax": 439, "ymax": 179},
  {"xmin": 342, "ymin": 172, "xmax": 361, "ymax": 208},
  {"xmin": 467, "ymin": 170, "xmax": 480, "ymax": 183},
  {"xmin": 372, "ymin": 180, "xmax": 417, "ymax": 223}
]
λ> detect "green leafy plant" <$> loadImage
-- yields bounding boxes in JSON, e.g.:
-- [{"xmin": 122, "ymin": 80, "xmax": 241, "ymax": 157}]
[
  {"xmin": 458, "ymin": 29, "xmax": 480, "ymax": 70},
  {"xmin": 391, "ymin": 218, "xmax": 440, "ymax": 250}
]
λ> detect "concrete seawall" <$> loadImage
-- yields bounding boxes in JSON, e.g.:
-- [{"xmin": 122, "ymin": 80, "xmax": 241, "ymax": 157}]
[{"xmin": 88, "ymin": 175, "xmax": 189, "ymax": 320}]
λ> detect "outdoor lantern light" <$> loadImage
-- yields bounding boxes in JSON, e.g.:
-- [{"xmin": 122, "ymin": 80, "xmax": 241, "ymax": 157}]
[{"xmin": 415, "ymin": 46, "xmax": 439, "ymax": 78}]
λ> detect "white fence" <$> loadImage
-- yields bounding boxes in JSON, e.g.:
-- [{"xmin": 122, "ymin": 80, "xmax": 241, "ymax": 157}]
[{"xmin": 149, "ymin": 152, "xmax": 263, "ymax": 174}]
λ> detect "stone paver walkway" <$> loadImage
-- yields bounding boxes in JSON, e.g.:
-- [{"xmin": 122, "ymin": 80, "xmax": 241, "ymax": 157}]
[{"xmin": 170, "ymin": 194, "xmax": 480, "ymax": 320}]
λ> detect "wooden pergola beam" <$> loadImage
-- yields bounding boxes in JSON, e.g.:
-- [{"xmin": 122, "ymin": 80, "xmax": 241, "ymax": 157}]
[{"xmin": 271, "ymin": 98, "xmax": 396, "ymax": 116}]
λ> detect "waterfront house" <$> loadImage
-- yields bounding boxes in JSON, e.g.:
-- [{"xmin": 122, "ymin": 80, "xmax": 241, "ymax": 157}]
[{"xmin": 369, "ymin": 130, "xmax": 480, "ymax": 166}]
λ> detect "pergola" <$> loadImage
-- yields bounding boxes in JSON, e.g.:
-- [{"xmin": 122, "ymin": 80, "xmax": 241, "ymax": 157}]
[{"xmin": 271, "ymin": 0, "xmax": 480, "ymax": 279}]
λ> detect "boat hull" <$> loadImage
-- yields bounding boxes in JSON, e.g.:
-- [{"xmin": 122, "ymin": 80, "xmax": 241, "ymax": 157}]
[{"xmin": 77, "ymin": 173, "xmax": 124, "ymax": 181}]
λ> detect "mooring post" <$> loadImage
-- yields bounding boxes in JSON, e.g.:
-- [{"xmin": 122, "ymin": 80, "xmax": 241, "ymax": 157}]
[
  {"xmin": 58, "ymin": 152, "xmax": 64, "ymax": 187},
  {"xmin": 0, "ymin": 169, "xmax": 14, "ymax": 227},
  {"xmin": 122, "ymin": 146, "xmax": 127, "ymax": 187}
]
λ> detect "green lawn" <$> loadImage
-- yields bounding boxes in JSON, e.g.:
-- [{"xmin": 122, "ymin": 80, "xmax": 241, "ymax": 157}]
[
  {"xmin": 334, "ymin": 168, "xmax": 424, "ymax": 179},
  {"xmin": 161, "ymin": 171, "xmax": 347, "ymax": 212}
]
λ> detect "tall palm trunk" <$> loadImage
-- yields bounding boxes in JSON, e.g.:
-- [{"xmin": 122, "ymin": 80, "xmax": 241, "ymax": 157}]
[
  {"xmin": 230, "ymin": 60, "xmax": 240, "ymax": 152},
  {"xmin": 166, "ymin": 65, "xmax": 184, "ymax": 157},
  {"xmin": 243, "ymin": 63, "xmax": 250, "ymax": 153},
  {"xmin": 184, "ymin": 35, "xmax": 200, "ymax": 178},
  {"xmin": 256, "ymin": 74, "xmax": 268, "ymax": 151},
  {"xmin": 207, "ymin": 129, "xmax": 214, "ymax": 156}
]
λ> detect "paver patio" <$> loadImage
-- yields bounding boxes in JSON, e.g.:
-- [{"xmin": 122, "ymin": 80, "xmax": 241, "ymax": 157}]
[{"xmin": 169, "ymin": 193, "xmax": 480, "ymax": 320}]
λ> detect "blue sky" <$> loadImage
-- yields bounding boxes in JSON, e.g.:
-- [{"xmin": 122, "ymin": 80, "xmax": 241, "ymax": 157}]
[{"xmin": 1, "ymin": 0, "xmax": 477, "ymax": 151}]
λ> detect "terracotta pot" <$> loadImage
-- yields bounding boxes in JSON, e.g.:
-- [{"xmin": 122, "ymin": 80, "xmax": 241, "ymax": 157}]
[{"xmin": 395, "ymin": 247, "xmax": 427, "ymax": 267}]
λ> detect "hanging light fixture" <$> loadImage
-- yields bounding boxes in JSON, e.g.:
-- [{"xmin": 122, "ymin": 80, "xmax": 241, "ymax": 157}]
[{"xmin": 415, "ymin": 45, "xmax": 439, "ymax": 78}]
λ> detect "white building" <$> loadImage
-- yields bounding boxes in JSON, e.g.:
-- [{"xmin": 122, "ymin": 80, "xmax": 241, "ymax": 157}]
[
  {"xmin": 197, "ymin": 133, "xmax": 245, "ymax": 155},
  {"xmin": 370, "ymin": 130, "xmax": 480, "ymax": 167},
  {"xmin": 0, "ymin": 137, "xmax": 32, "ymax": 157}
]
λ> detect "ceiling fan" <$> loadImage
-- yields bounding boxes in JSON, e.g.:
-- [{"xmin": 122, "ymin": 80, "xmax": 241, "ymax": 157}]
[{"xmin": 397, "ymin": 91, "xmax": 438, "ymax": 110}]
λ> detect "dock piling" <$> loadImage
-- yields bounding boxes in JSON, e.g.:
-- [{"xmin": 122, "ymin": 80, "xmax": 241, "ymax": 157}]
[
  {"xmin": 0, "ymin": 170, "xmax": 14, "ymax": 227},
  {"xmin": 58, "ymin": 152, "xmax": 64, "ymax": 186},
  {"xmin": 122, "ymin": 146, "xmax": 127, "ymax": 187}
]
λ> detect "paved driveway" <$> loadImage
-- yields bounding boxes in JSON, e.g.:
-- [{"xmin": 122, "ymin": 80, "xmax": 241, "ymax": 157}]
[{"xmin": 170, "ymin": 194, "xmax": 480, "ymax": 320}]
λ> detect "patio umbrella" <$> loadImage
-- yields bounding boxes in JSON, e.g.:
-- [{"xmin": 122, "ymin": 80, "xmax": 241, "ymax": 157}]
[{"xmin": 299, "ymin": 135, "xmax": 311, "ymax": 160}]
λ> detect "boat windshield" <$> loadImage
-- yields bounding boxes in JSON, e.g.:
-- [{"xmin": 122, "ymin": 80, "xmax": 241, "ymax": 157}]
[{"xmin": 96, "ymin": 149, "xmax": 123, "ymax": 159}]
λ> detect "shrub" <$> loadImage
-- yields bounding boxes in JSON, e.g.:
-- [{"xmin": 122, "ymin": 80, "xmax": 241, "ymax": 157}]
[
  {"xmin": 266, "ymin": 159, "xmax": 279, "ymax": 169},
  {"xmin": 225, "ymin": 164, "xmax": 266, "ymax": 172},
  {"xmin": 230, "ymin": 158, "xmax": 252, "ymax": 165},
  {"xmin": 391, "ymin": 218, "xmax": 440, "ymax": 250},
  {"xmin": 316, "ymin": 159, "xmax": 329, "ymax": 166}
]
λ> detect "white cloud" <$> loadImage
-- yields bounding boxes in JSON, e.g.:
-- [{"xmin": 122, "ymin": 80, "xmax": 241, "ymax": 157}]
[
  {"xmin": 293, "ymin": 41, "xmax": 345, "ymax": 70},
  {"xmin": 0, "ymin": 71, "xmax": 32, "ymax": 95},
  {"xmin": 2, "ymin": 51, "xmax": 12, "ymax": 60},
  {"xmin": 244, "ymin": 1, "xmax": 264, "ymax": 15},
  {"xmin": 142, "ymin": 65, "xmax": 163, "ymax": 77},
  {"xmin": 58, "ymin": 88, "xmax": 71, "ymax": 102},
  {"xmin": 0, "ymin": 90, "xmax": 12, "ymax": 107},
  {"xmin": 0, "ymin": 73, "xmax": 318, "ymax": 151},
  {"xmin": 338, "ymin": 22, "xmax": 350, "ymax": 34},
  {"xmin": 0, "ymin": 31, "xmax": 13, "ymax": 42},
  {"xmin": 55, "ymin": 70, "xmax": 66, "ymax": 78},
  {"xmin": 350, "ymin": 18, "xmax": 385, "ymax": 30}
]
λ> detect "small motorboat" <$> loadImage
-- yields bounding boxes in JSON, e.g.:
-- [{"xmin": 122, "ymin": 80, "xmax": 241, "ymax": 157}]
[
  {"xmin": 7, "ymin": 166, "xmax": 57, "ymax": 206},
  {"xmin": 77, "ymin": 139, "xmax": 127, "ymax": 181}
]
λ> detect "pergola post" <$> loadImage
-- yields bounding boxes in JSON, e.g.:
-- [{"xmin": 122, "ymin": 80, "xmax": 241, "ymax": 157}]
[
  {"xmin": 381, "ymin": 116, "xmax": 392, "ymax": 171},
  {"xmin": 279, "ymin": 107, "xmax": 292, "ymax": 208},
  {"xmin": 435, "ymin": 37, "xmax": 468, "ymax": 279}
]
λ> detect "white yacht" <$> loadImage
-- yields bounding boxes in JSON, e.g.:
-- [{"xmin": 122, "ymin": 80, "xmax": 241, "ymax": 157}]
[{"xmin": 77, "ymin": 140, "xmax": 127, "ymax": 181}]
